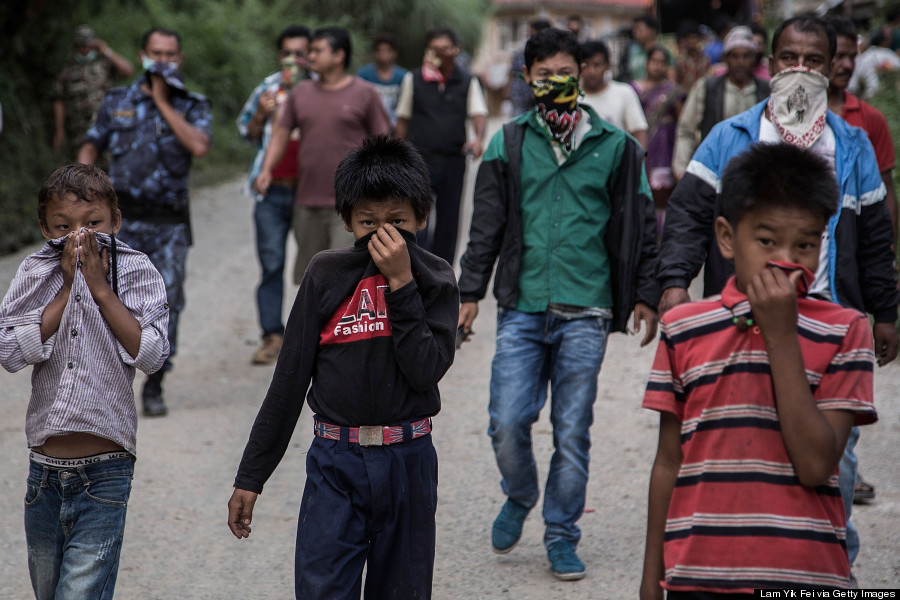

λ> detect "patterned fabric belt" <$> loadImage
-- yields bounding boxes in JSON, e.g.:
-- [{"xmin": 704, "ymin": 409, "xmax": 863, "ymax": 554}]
[{"xmin": 313, "ymin": 417, "xmax": 432, "ymax": 446}]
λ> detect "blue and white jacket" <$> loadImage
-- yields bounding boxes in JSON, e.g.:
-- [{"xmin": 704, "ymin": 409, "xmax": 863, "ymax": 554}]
[{"xmin": 658, "ymin": 100, "xmax": 898, "ymax": 322}]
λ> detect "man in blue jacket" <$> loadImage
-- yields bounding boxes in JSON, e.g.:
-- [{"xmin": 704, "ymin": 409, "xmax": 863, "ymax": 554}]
[{"xmin": 657, "ymin": 15, "xmax": 899, "ymax": 576}]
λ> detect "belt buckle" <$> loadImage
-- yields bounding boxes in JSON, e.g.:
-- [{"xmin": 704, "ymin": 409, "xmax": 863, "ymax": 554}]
[{"xmin": 358, "ymin": 426, "xmax": 383, "ymax": 446}]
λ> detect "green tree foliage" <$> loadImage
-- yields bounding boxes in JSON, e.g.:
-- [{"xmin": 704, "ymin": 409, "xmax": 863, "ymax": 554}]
[
  {"xmin": 0, "ymin": 0, "xmax": 489, "ymax": 253},
  {"xmin": 868, "ymin": 70, "xmax": 900, "ymax": 238}
]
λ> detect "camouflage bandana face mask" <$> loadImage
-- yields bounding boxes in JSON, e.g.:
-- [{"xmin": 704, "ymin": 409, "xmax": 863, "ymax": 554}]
[{"xmin": 530, "ymin": 75, "xmax": 583, "ymax": 153}]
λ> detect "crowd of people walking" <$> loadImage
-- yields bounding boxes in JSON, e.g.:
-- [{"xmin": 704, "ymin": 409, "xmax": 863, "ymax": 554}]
[{"xmin": 3, "ymin": 6, "xmax": 900, "ymax": 598}]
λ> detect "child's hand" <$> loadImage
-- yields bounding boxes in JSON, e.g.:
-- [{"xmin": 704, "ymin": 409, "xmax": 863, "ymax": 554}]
[
  {"xmin": 59, "ymin": 232, "xmax": 79, "ymax": 291},
  {"xmin": 368, "ymin": 224, "xmax": 413, "ymax": 291},
  {"xmin": 227, "ymin": 488, "xmax": 258, "ymax": 539},
  {"xmin": 746, "ymin": 266, "xmax": 803, "ymax": 340},
  {"xmin": 78, "ymin": 230, "xmax": 112, "ymax": 301}
]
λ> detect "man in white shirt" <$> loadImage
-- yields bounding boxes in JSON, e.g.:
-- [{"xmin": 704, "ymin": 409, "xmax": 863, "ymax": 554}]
[
  {"xmin": 579, "ymin": 40, "xmax": 647, "ymax": 147},
  {"xmin": 848, "ymin": 29, "xmax": 900, "ymax": 99}
]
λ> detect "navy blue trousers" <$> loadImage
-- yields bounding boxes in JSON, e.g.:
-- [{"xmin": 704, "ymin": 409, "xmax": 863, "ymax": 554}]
[
  {"xmin": 295, "ymin": 432, "xmax": 438, "ymax": 600},
  {"xmin": 416, "ymin": 156, "xmax": 466, "ymax": 265}
]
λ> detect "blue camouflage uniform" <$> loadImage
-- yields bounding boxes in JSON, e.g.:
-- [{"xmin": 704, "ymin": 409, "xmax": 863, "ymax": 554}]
[{"xmin": 83, "ymin": 73, "xmax": 213, "ymax": 368}]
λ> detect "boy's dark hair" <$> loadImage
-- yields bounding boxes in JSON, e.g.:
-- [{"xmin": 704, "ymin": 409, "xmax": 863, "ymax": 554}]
[
  {"xmin": 334, "ymin": 135, "xmax": 433, "ymax": 225},
  {"xmin": 720, "ymin": 143, "xmax": 838, "ymax": 227},
  {"xmin": 372, "ymin": 32, "xmax": 397, "ymax": 51},
  {"xmin": 826, "ymin": 17, "xmax": 856, "ymax": 42},
  {"xmin": 140, "ymin": 27, "xmax": 181, "ymax": 52},
  {"xmin": 525, "ymin": 28, "xmax": 581, "ymax": 71},
  {"xmin": 426, "ymin": 27, "xmax": 459, "ymax": 46},
  {"xmin": 772, "ymin": 15, "xmax": 836, "ymax": 61},
  {"xmin": 277, "ymin": 25, "xmax": 311, "ymax": 50},
  {"xmin": 38, "ymin": 164, "xmax": 119, "ymax": 225},
  {"xmin": 313, "ymin": 26, "xmax": 352, "ymax": 69},
  {"xmin": 581, "ymin": 39, "xmax": 609, "ymax": 63}
]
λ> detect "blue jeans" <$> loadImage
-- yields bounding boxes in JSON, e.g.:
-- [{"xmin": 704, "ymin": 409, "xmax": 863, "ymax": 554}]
[
  {"xmin": 839, "ymin": 426, "xmax": 860, "ymax": 565},
  {"xmin": 295, "ymin": 433, "xmax": 438, "ymax": 599},
  {"xmin": 118, "ymin": 220, "xmax": 190, "ymax": 368},
  {"xmin": 488, "ymin": 308, "xmax": 611, "ymax": 550},
  {"xmin": 253, "ymin": 185, "xmax": 294, "ymax": 336},
  {"xmin": 25, "ymin": 458, "xmax": 134, "ymax": 600}
]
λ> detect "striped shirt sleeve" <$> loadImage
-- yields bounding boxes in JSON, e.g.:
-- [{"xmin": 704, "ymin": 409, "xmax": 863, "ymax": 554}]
[
  {"xmin": 815, "ymin": 312, "xmax": 876, "ymax": 425},
  {"xmin": 643, "ymin": 320, "xmax": 685, "ymax": 421}
]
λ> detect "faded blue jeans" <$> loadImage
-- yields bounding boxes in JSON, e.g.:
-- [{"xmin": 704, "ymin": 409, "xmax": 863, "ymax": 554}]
[
  {"xmin": 839, "ymin": 426, "xmax": 860, "ymax": 565},
  {"xmin": 25, "ymin": 457, "xmax": 134, "ymax": 600},
  {"xmin": 253, "ymin": 185, "xmax": 294, "ymax": 337},
  {"xmin": 488, "ymin": 308, "xmax": 611, "ymax": 550}
]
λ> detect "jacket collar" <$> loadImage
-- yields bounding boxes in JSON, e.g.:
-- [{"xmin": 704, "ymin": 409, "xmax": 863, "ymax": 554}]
[
  {"xmin": 522, "ymin": 103, "xmax": 616, "ymax": 146},
  {"xmin": 729, "ymin": 98, "xmax": 860, "ymax": 168}
]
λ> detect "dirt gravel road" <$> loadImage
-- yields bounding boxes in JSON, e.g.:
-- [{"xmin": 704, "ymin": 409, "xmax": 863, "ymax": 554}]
[{"xmin": 1, "ymin": 140, "xmax": 898, "ymax": 598}]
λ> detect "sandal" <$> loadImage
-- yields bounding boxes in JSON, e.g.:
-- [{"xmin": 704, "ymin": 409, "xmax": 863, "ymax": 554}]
[{"xmin": 853, "ymin": 473, "xmax": 876, "ymax": 504}]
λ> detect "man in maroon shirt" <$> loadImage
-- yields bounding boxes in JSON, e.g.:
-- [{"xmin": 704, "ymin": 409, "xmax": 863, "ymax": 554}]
[
  {"xmin": 256, "ymin": 26, "xmax": 391, "ymax": 284},
  {"xmin": 828, "ymin": 17, "xmax": 897, "ymax": 238}
]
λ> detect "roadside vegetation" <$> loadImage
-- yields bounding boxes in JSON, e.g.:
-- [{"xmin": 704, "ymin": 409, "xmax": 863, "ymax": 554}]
[{"xmin": 0, "ymin": 0, "xmax": 488, "ymax": 253}]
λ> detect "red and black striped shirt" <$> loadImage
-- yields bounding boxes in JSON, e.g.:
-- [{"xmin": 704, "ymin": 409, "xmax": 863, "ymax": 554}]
[{"xmin": 644, "ymin": 276, "xmax": 876, "ymax": 593}]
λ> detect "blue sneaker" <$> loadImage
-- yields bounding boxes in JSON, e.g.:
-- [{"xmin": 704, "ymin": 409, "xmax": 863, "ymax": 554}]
[
  {"xmin": 491, "ymin": 499, "xmax": 530, "ymax": 554},
  {"xmin": 548, "ymin": 541, "xmax": 585, "ymax": 580}
]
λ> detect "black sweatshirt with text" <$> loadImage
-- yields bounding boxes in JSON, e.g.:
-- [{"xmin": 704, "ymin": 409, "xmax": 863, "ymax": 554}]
[{"xmin": 234, "ymin": 230, "xmax": 459, "ymax": 493}]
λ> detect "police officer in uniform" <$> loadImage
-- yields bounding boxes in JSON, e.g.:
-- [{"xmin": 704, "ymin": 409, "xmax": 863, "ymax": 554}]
[{"xmin": 78, "ymin": 26, "xmax": 212, "ymax": 417}]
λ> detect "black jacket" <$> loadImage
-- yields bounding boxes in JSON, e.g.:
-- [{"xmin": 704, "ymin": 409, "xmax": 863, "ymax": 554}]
[
  {"xmin": 234, "ymin": 231, "xmax": 459, "ymax": 493},
  {"xmin": 458, "ymin": 112, "xmax": 660, "ymax": 333}
]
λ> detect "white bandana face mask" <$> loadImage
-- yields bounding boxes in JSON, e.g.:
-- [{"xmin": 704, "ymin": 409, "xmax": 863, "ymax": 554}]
[{"xmin": 767, "ymin": 66, "xmax": 829, "ymax": 148}]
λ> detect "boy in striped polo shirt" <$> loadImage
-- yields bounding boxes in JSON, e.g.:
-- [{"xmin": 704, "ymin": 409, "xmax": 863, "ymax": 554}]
[{"xmin": 641, "ymin": 143, "xmax": 877, "ymax": 597}]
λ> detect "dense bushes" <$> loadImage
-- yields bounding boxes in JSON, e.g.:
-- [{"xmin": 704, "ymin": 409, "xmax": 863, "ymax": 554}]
[
  {"xmin": 869, "ymin": 71, "xmax": 900, "ymax": 204},
  {"xmin": 0, "ymin": 0, "xmax": 488, "ymax": 254}
]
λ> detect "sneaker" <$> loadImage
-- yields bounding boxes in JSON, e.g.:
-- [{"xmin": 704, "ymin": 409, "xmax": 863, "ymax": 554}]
[
  {"xmin": 142, "ymin": 385, "xmax": 168, "ymax": 417},
  {"xmin": 548, "ymin": 541, "xmax": 585, "ymax": 581},
  {"xmin": 491, "ymin": 499, "xmax": 530, "ymax": 554},
  {"xmin": 251, "ymin": 333, "xmax": 283, "ymax": 365}
]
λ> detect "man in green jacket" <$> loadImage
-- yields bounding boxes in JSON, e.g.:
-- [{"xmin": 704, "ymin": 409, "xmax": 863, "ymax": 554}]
[{"xmin": 456, "ymin": 27, "xmax": 659, "ymax": 581}]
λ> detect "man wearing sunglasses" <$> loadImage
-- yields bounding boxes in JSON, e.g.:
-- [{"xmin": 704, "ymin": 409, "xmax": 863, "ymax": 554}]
[{"xmin": 237, "ymin": 25, "xmax": 311, "ymax": 365}]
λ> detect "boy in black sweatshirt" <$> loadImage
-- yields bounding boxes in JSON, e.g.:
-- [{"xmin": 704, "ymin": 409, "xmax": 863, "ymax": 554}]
[{"xmin": 227, "ymin": 135, "xmax": 459, "ymax": 599}]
